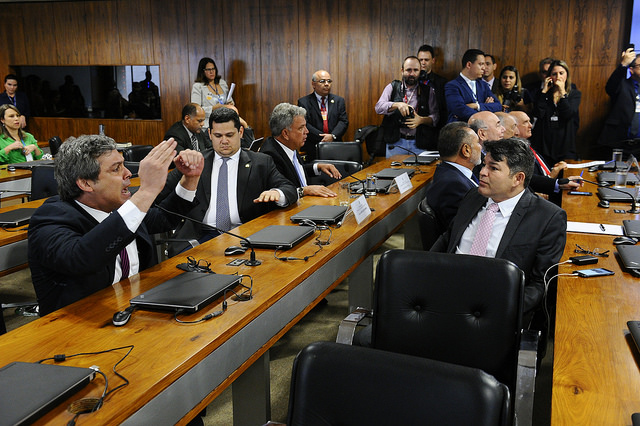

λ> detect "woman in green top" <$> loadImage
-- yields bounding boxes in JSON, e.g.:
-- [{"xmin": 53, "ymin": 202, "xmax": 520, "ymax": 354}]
[{"xmin": 0, "ymin": 104, "xmax": 42, "ymax": 164}]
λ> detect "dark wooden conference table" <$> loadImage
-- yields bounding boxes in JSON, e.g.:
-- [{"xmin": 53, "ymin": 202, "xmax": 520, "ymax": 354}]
[
  {"xmin": 552, "ymin": 169, "xmax": 640, "ymax": 425},
  {"xmin": 0, "ymin": 157, "xmax": 433, "ymax": 425}
]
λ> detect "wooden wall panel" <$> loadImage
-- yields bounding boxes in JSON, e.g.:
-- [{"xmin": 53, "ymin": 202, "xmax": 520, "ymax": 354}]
[
  {"xmin": 53, "ymin": 2, "xmax": 89, "ymax": 65},
  {"xmin": 223, "ymin": 0, "xmax": 263, "ymax": 136},
  {"xmin": 0, "ymin": 0, "xmax": 633, "ymax": 155},
  {"xmin": 116, "ymin": 0, "xmax": 155, "ymax": 64},
  {"xmin": 338, "ymin": 0, "xmax": 381, "ymax": 134},
  {"xmin": 85, "ymin": 1, "xmax": 121, "ymax": 65},
  {"xmin": 260, "ymin": 0, "xmax": 299, "ymax": 115}
]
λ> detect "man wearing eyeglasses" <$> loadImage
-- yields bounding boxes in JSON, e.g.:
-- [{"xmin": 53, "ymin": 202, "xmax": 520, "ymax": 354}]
[
  {"xmin": 297, "ymin": 70, "xmax": 349, "ymax": 161},
  {"xmin": 597, "ymin": 47, "xmax": 640, "ymax": 155}
]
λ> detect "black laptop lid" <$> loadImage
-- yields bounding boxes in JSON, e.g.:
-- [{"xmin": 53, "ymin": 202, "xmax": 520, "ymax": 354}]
[
  {"xmin": 617, "ymin": 245, "xmax": 640, "ymax": 270},
  {"xmin": 374, "ymin": 167, "xmax": 415, "ymax": 179},
  {"xmin": 290, "ymin": 205, "xmax": 348, "ymax": 224},
  {"xmin": 597, "ymin": 187, "xmax": 639, "ymax": 202},
  {"xmin": 349, "ymin": 179, "xmax": 394, "ymax": 194},
  {"xmin": 402, "ymin": 155, "xmax": 438, "ymax": 165},
  {"xmin": 130, "ymin": 272, "xmax": 242, "ymax": 313},
  {"xmin": 243, "ymin": 224, "xmax": 314, "ymax": 249},
  {"xmin": 597, "ymin": 172, "xmax": 639, "ymax": 185},
  {"xmin": 0, "ymin": 208, "xmax": 37, "ymax": 227},
  {"xmin": 0, "ymin": 361, "xmax": 95, "ymax": 426}
]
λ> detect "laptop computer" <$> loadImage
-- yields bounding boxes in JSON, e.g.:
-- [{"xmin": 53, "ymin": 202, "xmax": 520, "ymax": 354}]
[
  {"xmin": 374, "ymin": 167, "xmax": 415, "ymax": 180},
  {"xmin": 0, "ymin": 208, "xmax": 37, "ymax": 227},
  {"xmin": 290, "ymin": 205, "xmax": 348, "ymax": 225},
  {"xmin": 349, "ymin": 179, "xmax": 394, "ymax": 194},
  {"xmin": 623, "ymin": 220, "xmax": 640, "ymax": 237},
  {"xmin": 6, "ymin": 159, "xmax": 55, "ymax": 170},
  {"xmin": 242, "ymin": 224, "xmax": 315, "ymax": 249},
  {"xmin": 598, "ymin": 172, "xmax": 639, "ymax": 185},
  {"xmin": 597, "ymin": 187, "xmax": 639, "ymax": 202},
  {"xmin": 402, "ymin": 155, "xmax": 439, "ymax": 165},
  {"xmin": 129, "ymin": 272, "xmax": 242, "ymax": 313},
  {"xmin": 617, "ymin": 245, "xmax": 640, "ymax": 270},
  {"xmin": 0, "ymin": 361, "xmax": 96, "ymax": 426}
]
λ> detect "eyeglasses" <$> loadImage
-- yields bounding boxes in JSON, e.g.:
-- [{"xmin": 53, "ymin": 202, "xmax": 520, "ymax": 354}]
[
  {"xmin": 204, "ymin": 68, "xmax": 216, "ymax": 72},
  {"xmin": 315, "ymin": 79, "xmax": 332, "ymax": 84},
  {"xmin": 186, "ymin": 256, "xmax": 213, "ymax": 272},
  {"xmin": 574, "ymin": 244, "xmax": 609, "ymax": 257}
]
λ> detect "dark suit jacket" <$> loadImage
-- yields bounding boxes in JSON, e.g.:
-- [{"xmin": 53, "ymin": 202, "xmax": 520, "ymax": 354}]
[
  {"xmin": 431, "ymin": 189, "xmax": 567, "ymax": 319},
  {"xmin": 598, "ymin": 65, "xmax": 638, "ymax": 148},
  {"xmin": 259, "ymin": 137, "xmax": 314, "ymax": 187},
  {"xmin": 164, "ymin": 121, "xmax": 212, "ymax": 153},
  {"xmin": 28, "ymin": 192, "xmax": 196, "ymax": 315},
  {"xmin": 425, "ymin": 162, "xmax": 476, "ymax": 229},
  {"xmin": 297, "ymin": 92, "xmax": 349, "ymax": 161},
  {"xmin": 445, "ymin": 75, "xmax": 501, "ymax": 123},
  {"xmin": 427, "ymin": 71, "xmax": 448, "ymax": 130},
  {"xmin": 159, "ymin": 149, "xmax": 297, "ymax": 253},
  {"xmin": 0, "ymin": 92, "xmax": 30, "ymax": 117}
]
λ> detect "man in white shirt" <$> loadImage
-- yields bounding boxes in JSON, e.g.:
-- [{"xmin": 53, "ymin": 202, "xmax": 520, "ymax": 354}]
[
  {"xmin": 432, "ymin": 138, "xmax": 567, "ymax": 323},
  {"xmin": 28, "ymin": 135, "xmax": 204, "ymax": 315}
]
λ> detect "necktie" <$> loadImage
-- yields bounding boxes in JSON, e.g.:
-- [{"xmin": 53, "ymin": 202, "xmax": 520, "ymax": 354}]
[
  {"xmin": 120, "ymin": 247, "xmax": 130, "ymax": 279},
  {"xmin": 190, "ymin": 133, "xmax": 199, "ymax": 151},
  {"xmin": 216, "ymin": 157, "xmax": 232, "ymax": 232},
  {"xmin": 530, "ymin": 147, "xmax": 550, "ymax": 176},
  {"xmin": 471, "ymin": 174, "xmax": 479, "ymax": 184},
  {"xmin": 321, "ymin": 96, "xmax": 329, "ymax": 133},
  {"xmin": 293, "ymin": 153, "xmax": 307, "ymax": 187},
  {"xmin": 469, "ymin": 203, "xmax": 500, "ymax": 256}
]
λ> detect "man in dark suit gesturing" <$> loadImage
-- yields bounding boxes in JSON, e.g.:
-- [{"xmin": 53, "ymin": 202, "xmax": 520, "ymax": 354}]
[
  {"xmin": 164, "ymin": 103, "xmax": 212, "ymax": 153},
  {"xmin": 432, "ymin": 138, "xmax": 567, "ymax": 324},
  {"xmin": 159, "ymin": 107, "xmax": 297, "ymax": 255},
  {"xmin": 297, "ymin": 70, "xmax": 349, "ymax": 161}
]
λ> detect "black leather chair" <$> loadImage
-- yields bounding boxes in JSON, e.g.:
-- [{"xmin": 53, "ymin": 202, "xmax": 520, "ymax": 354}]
[
  {"xmin": 30, "ymin": 165, "xmax": 57, "ymax": 200},
  {"xmin": 316, "ymin": 141, "xmax": 363, "ymax": 164},
  {"xmin": 121, "ymin": 145, "xmax": 153, "ymax": 162},
  {"xmin": 48, "ymin": 136, "xmax": 63, "ymax": 157},
  {"xmin": 286, "ymin": 341, "xmax": 511, "ymax": 426},
  {"xmin": 307, "ymin": 159, "xmax": 362, "ymax": 186},
  {"xmin": 417, "ymin": 197, "xmax": 442, "ymax": 250},
  {"xmin": 337, "ymin": 249, "xmax": 537, "ymax": 424}
]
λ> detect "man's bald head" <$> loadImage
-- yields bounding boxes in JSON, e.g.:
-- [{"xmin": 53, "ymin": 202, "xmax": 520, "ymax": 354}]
[
  {"xmin": 495, "ymin": 111, "xmax": 520, "ymax": 138},
  {"xmin": 468, "ymin": 111, "xmax": 505, "ymax": 143}
]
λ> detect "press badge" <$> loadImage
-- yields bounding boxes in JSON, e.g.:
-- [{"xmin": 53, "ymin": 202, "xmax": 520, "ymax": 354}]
[{"xmin": 550, "ymin": 114, "xmax": 559, "ymax": 122}]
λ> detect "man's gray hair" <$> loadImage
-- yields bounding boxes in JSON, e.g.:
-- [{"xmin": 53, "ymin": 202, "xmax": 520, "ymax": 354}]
[
  {"xmin": 269, "ymin": 103, "xmax": 307, "ymax": 136},
  {"xmin": 55, "ymin": 134, "xmax": 117, "ymax": 201}
]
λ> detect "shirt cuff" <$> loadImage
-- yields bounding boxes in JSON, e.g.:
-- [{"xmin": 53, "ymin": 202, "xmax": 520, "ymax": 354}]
[
  {"xmin": 117, "ymin": 200, "xmax": 147, "ymax": 233},
  {"xmin": 175, "ymin": 182, "xmax": 197, "ymax": 202},
  {"xmin": 274, "ymin": 188, "xmax": 287, "ymax": 207},
  {"xmin": 554, "ymin": 180, "xmax": 560, "ymax": 193},
  {"xmin": 312, "ymin": 163, "xmax": 320, "ymax": 176}
]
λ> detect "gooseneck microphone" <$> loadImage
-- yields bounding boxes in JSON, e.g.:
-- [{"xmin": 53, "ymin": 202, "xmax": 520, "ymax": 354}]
[
  {"xmin": 572, "ymin": 177, "xmax": 640, "ymax": 214},
  {"xmin": 388, "ymin": 144, "xmax": 419, "ymax": 166},
  {"xmin": 153, "ymin": 204, "xmax": 262, "ymax": 266}
]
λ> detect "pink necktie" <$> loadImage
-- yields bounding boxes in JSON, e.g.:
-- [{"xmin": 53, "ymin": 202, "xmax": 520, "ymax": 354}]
[
  {"xmin": 469, "ymin": 203, "xmax": 500, "ymax": 256},
  {"xmin": 321, "ymin": 97, "xmax": 329, "ymax": 133}
]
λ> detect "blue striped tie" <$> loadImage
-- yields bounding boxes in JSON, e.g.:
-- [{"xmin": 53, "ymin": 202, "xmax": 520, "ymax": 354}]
[{"xmin": 216, "ymin": 157, "xmax": 232, "ymax": 231}]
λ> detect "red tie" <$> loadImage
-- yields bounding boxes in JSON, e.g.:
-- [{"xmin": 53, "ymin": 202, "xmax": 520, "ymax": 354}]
[
  {"xmin": 530, "ymin": 146, "xmax": 550, "ymax": 176},
  {"xmin": 321, "ymin": 97, "xmax": 329, "ymax": 133}
]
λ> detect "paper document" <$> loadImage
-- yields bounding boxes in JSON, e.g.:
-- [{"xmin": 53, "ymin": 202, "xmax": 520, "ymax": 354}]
[
  {"xmin": 419, "ymin": 151, "xmax": 439, "ymax": 157},
  {"xmin": 226, "ymin": 83, "xmax": 235, "ymax": 103},
  {"xmin": 565, "ymin": 161, "xmax": 605, "ymax": 169},
  {"xmin": 566, "ymin": 221, "xmax": 623, "ymax": 235}
]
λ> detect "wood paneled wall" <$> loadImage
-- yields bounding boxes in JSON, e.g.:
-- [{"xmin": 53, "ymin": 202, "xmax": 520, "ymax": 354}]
[{"xmin": 0, "ymin": 0, "xmax": 631, "ymax": 158}]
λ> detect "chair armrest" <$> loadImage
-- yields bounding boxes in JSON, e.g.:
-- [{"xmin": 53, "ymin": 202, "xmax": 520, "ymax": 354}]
[
  {"xmin": 336, "ymin": 307, "xmax": 372, "ymax": 345},
  {"xmin": 515, "ymin": 329, "xmax": 540, "ymax": 426}
]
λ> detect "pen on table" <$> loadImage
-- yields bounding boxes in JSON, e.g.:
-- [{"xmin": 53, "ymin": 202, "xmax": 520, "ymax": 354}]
[{"xmin": 600, "ymin": 224, "xmax": 606, "ymax": 232}]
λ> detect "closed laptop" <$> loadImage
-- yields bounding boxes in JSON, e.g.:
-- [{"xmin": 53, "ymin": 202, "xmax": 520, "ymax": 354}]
[
  {"xmin": 243, "ymin": 224, "xmax": 314, "ymax": 249},
  {"xmin": 0, "ymin": 208, "xmax": 37, "ymax": 227},
  {"xmin": 374, "ymin": 167, "xmax": 415, "ymax": 179},
  {"xmin": 290, "ymin": 205, "xmax": 348, "ymax": 225}
]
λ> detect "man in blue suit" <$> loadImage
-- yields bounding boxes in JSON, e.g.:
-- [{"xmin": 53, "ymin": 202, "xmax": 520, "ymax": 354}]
[
  {"xmin": 425, "ymin": 122, "xmax": 482, "ymax": 229},
  {"xmin": 445, "ymin": 49, "xmax": 501, "ymax": 123}
]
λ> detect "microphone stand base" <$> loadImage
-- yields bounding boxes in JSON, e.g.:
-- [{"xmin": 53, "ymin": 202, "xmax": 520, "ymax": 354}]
[
  {"xmin": 244, "ymin": 259, "xmax": 262, "ymax": 266},
  {"xmin": 628, "ymin": 208, "xmax": 640, "ymax": 214}
]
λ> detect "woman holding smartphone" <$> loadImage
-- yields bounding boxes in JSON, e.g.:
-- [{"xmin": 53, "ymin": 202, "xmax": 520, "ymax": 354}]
[{"xmin": 531, "ymin": 59, "xmax": 581, "ymax": 165}]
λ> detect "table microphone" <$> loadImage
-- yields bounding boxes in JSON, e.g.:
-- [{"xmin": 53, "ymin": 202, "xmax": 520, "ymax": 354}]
[
  {"xmin": 153, "ymin": 204, "xmax": 262, "ymax": 266},
  {"xmin": 388, "ymin": 144, "xmax": 419, "ymax": 166},
  {"xmin": 571, "ymin": 177, "xmax": 640, "ymax": 214}
]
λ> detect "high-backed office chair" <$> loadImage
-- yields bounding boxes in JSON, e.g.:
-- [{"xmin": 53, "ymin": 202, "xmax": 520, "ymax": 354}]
[
  {"xmin": 286, "ymin": 341, "xmax": 511, "ymax": 426},
  {"xmin": 48, "ymin": 136, "xmax": 63, "ymax": 157},
  {"xmin": 307, "ymin": 159, "xmax": 362, "ymax": 186},
  {"xmin": 417, "ymin": 197, "xmax": 442, "ymax": 250},
  {"xmin": 121, "ymin": 145, "xmax": 152, "ymax": 162},
  {"xmin": 337, "ymin": 249, "xmax": 537, "ymax": 424},
  {"xmin": 316, "ymin": 141, "xmax": 363, "ymax": 164},
  {"xmin": 30, "ymin": 165, "xmax": 57, "ymax": 200}
]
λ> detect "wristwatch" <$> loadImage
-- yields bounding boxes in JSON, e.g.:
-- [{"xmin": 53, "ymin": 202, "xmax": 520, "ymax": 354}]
[
  {"xmin": 331, "ymin": 134, "xmax": 337, "ymax": 141},
  {"xmin": 297, "ymin": 187, "xmax": 305, "ymax": 198}
]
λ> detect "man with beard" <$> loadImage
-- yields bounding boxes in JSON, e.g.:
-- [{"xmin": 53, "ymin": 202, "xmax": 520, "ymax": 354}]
[{"xmin": 375, "ymin": 56, "xmax": 440, "ymax": 155}]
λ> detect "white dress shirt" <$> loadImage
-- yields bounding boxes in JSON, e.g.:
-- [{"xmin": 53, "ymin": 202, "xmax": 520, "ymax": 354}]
[{"xmin": 456, "ymin": 189, "xmax": 526, "ymax": 257}]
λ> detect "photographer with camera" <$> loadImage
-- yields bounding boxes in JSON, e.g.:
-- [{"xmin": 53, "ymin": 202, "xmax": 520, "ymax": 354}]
[
  {"xmin": 493, "ymin": 65, "xmax": 532, "ymax": 114},
  {"xmin": 375, "ymin": 56, "xmax": 439, "ymax": 156}
]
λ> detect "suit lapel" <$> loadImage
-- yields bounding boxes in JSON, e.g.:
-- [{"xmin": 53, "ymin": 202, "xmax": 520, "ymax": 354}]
[
  {"xmin": 236, "ymin": 150, "xmax": 252, "ymax": 209},
  {"xmin": 457, "ymin": 76, "xmax": 475, "ymax": 102},
  {"xmin": 275, "ymin": 140, "xmax": 301, "ymax": 186},
  {"xmin": 495, "ymin": 190, "xmax": 532, "ymax": 257},
  {"xmin": 449, "ymin": 192, "xmax": 486, "ymax": 252},
  {"xmin": 199, "ymin": 152, "xmax": 214, "ymax": 208}
]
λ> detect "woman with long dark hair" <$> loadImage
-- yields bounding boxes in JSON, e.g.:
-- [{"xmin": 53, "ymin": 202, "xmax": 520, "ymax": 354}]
[
  {"xmin": 493, "ymin": 65, "xmax": 532, "ymax": 114},
  {"xmin": 0, "ymin": 104, "xmax": 42, "ymax": 164},
  {"xmin": 190, "ymin": 57, "xmax": 234, "ymax": 123}
]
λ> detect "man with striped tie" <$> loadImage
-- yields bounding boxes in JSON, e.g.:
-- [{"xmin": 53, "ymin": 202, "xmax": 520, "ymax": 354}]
[{"xmin": 164, "ymin": 103, "xmax": 212, "ymax": 153}]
